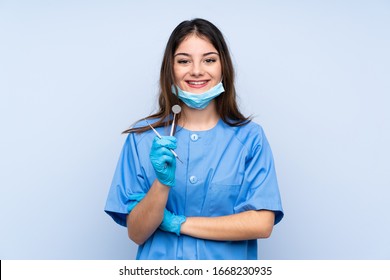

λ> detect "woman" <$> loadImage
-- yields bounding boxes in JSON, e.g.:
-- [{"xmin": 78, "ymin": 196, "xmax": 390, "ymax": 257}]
[{"xmin": 104, "ymin": 18, "xmax": 283, "ymax": 260}]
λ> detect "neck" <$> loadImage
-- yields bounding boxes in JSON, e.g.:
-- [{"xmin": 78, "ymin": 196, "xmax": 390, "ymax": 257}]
[{"xmin": 178, "ymin": 100, "xmax": 220, "ymax": 131}]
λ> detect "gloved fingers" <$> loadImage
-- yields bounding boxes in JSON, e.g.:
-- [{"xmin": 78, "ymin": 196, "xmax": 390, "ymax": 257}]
[
  {"xmin": 152, "ymin": 161, "xmax": 175, "ymax": 175},
  {"xmin": 153, "ymin": 136, "xmax": 177, "ymax": 150},
  {"xmin": 151, "ymin": 147, "xmax": 176, "ymax": 165},
  {"xmin": 161, "ymin": 153, "xmax": 176, "ymax": 165},
  {"xmin": 159, "ymin": 208, "xmax": 186, "ymax": 236},
  {"xmin": 157, "ymin": 146, "xmax": 176, "ymax": 157},
  {"xmin": 150, "ymin": 136, "xmax": 177, "ymax": 187}
]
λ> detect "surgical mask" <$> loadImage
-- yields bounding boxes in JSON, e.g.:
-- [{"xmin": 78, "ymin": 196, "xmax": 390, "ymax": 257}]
[{"xmin": 171, "ymin": 82, "xmax": 225, "ymax": 110}]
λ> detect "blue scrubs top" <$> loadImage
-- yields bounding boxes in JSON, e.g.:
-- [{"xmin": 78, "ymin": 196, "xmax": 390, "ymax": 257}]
[{"xmin": 105, "ymin": 119, "xmax": 283, "ymax": 260}]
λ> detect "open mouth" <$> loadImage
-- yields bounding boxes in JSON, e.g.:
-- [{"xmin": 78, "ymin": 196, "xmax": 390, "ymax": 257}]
[{"xmin": 186, "ymin": 80, "xmax": 209, "ymax": 88}]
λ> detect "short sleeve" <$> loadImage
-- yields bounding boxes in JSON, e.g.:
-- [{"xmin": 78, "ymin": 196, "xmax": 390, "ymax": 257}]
[
  {"xmin": 104, "ymin": 133, "xmax": 149, "ymax": 227},
  {"xmin": 234, "ymin": 127, "xmax": 284, "ymax": 225}
]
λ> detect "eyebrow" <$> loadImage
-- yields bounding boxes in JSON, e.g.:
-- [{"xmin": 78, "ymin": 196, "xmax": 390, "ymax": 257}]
[{"xmin": 174, "ymin": 52, "xmax": 219, "ymax": 57}]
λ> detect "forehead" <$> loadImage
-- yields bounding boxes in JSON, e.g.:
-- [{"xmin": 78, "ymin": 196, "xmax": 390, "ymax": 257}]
[{"xmin": 175, "ymin": 35, "xmax": 217, "ymax": 54}]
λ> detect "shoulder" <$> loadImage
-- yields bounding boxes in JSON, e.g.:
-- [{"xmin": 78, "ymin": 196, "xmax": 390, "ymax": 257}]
[
  {"xmin": 131, "ymin": 118, "xmax": 159, "ymax": 129},
  {"xmin": 237, "ymin": 120, "xmax": 265, "ymax": 137},
  {"xmin": 227, "ymin": 120, "xmax": 265, "ymax": 142},
  {"xmin": 222, "ymin": 120, "xmax": 267, "ymax": 153},
  {"xmin": 124, "ymin": 118, "xmax": 159, "ymax": 145}
]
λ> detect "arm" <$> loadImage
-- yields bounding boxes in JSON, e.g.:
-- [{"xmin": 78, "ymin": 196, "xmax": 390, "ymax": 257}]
[
  {"xmin": 180, "ymin": 210, "xmax": 275, "ymax": 241},
  {"xmin": 127, "ymin": 136, "xmax": 177, "ymax": 245},
  {"xmin": 127, "ymin": 179, "xmax": 170, "ymax": 245}
]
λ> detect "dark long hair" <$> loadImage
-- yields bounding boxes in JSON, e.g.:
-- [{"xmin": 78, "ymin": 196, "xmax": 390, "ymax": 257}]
[{"xmin": 123, "ymin": 18, "xmax": 251, "ymax": 134}]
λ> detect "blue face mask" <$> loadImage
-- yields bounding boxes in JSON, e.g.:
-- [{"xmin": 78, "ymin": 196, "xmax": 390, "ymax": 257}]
[{"xmin": 172, "ymin": 82, "xmax": 225, "ymax": 110}]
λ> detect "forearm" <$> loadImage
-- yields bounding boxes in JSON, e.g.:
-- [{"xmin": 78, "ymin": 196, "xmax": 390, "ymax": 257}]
[
  {"xmin": 127, "ymin": 179, "xmax": 170, "ymax": 245},
  {"xmin": 180, "ymin": 210, "xmax": 275, "ymax": 241}
]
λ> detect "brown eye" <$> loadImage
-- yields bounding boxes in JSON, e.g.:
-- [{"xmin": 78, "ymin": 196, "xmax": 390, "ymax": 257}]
[
  {"xmin": 205, "ymin": 58, "xmax": 216, "ymax": 63},
  {"xmin": 177, "ymin": 59, "xmax": 190, "ymax": 64}
]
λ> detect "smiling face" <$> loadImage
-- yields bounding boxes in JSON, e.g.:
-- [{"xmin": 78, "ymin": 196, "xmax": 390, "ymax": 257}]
[{"xmin": 173, "ymin": 35, "xmax": 222, "ymax": 94}]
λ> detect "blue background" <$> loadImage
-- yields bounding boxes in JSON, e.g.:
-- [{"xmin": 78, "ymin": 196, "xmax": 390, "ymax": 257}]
[{"xmin": 1, "ymin": 0, "xmax": 389, "ymax": 259}]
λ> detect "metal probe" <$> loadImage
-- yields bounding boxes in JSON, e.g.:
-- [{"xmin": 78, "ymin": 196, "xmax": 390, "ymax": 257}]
[{"xmin": 144, "ymin": 118, "xmax": 183, "ymax": 164}]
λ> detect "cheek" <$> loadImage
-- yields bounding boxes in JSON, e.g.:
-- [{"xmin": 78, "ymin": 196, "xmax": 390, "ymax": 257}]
[
  {"xmin": 213, "ymin": 70, "xmax": 223, "ymax": 80},
  {"xmin": 173, "ymin": 66, "xmax": 185, "ymax": 81},
  {"xmin": 213, "ymin": 63, "xmax": 223, "ymax": 79}
]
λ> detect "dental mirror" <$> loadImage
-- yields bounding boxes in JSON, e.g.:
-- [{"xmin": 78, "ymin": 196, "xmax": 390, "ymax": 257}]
[{"xmin": 170, "ymin": 105, "xmax": 182, "ymax": 136}]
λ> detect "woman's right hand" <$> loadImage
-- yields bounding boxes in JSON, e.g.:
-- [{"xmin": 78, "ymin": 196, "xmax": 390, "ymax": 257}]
[{"xmin": 149, "ymin": 136, "xmax": 177, "ymax": 187}]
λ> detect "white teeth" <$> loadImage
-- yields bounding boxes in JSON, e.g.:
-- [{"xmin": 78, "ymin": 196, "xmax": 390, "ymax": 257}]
[{"xmin": 188, "ymin": 81, "xmax": 207, "ymax": 85}]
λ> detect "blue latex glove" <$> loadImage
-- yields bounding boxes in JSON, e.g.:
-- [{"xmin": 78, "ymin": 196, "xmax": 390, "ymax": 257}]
[
  {"xmin": 159, "ymin": 208, "xmax": 186, "ymax": 236},
  {"xmin": 150, "ymin": 136, "xmax": 177, "ymax": 187},
  {"xmin": 127, "ymin": 193, "xmax": 146, "ymax": 212},
  {"xmin": 127, "ymin": 193, "xmax": 186, "ymax": 236}
]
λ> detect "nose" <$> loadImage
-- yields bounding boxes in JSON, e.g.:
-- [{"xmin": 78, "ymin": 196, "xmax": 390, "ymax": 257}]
[{"xmin": 190, "ymin": 62, "xmax": 204, "ymax": 77}]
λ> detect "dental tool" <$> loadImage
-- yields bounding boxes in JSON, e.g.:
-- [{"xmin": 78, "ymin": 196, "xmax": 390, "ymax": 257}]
[
  {"xmin": 170, "ymin": 105, "xmax": 182, "ymax": 136},
  {"xmin": 144, "ymin": 119, "xmax": 183, "ymax": 164}
]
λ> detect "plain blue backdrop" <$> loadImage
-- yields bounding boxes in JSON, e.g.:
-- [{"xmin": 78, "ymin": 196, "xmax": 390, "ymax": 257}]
[{"xmin": 1, "ymin": 0, "xmax": 389, "ymax": 259}]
